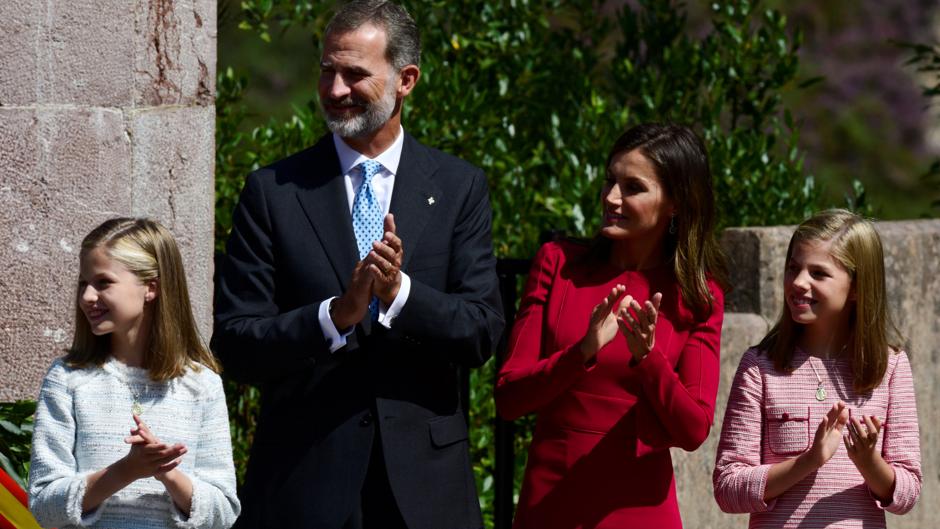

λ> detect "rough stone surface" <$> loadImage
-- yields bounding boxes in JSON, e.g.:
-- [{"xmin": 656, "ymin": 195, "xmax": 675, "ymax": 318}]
[
  {"xmin": 134, "ymin": 0, "xmax": 216, "ymax": 106},
  {"xmin": 721, "ymin": 225, "xmax": 794, "ymax": 319},
  {"xmin": 0, "ymin": 104, "xmax": 215, "ymax": 402},
  {"xmin": 1, "ymin": 107, "xmax": 133, "ymax": 403},
  {"xmin": 0, "ymin": 0, "xmax": 215, "ymax": 107},
  {"xmin": 0, "ymin": 0, "xmax": 216, "ymax": 402},
  {"xmin": 0, "ymin": 0, "xmax": 136, "ymax": 106},
  {"xmin": 127, "ymin": 105, "xmax": 215, "ymax": 340},
  {"xmin": 0, "ymin": 2, "xmax": 41, "ymax": 105},
  {"xmin": 673, "ymin": 312, "xmax": 769, "ymax": 529}
]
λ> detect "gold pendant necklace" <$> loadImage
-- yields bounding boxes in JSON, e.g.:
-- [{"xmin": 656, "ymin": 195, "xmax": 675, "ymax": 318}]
[
  {"xmin": 119, "ymin": 375, "xmax": 148, "ymax": 415},
  {"xmin": 131, "ymin": 392, "xmax": 143, "ymax": 416},
  {"xmin": 808, "ymin": 356, "xmax": 827, "ymax": 401}
]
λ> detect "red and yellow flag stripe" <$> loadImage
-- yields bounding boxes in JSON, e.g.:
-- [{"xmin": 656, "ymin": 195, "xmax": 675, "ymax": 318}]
[{"xmin": 0, "ymin": 467, "xmax": 43, "ymax": 529}]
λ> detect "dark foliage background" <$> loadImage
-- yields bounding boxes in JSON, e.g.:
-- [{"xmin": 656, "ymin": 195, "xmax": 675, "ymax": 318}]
[
  {"xmin": 0, "ymin": 400, "xmax": 36, "ymax": 490},
  {"xmin": 770, "ymin": 0, "xmax": 940, "ymax": 217}
]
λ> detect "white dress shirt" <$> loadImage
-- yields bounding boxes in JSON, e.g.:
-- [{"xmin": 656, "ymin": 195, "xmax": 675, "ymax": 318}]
[{"xmin": 317, "ymin": 127, "xmax": 412, "ymax": 352}]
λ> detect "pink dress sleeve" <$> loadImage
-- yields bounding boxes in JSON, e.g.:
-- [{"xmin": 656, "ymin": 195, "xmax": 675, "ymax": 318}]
[
  {"xmin": 875, "ymin": 351, "xmax": 922, "ymax": 514},
  {"xmin": 633, "ymin": 282, "xmax": 724, "ymax": 451},
  {"xmin": 713, "ymin": 348, "xmax": 777, "ymax": 513},
  {"xmin": 495, "ymin": 243, "xmax": 592, "ymax": 421}
]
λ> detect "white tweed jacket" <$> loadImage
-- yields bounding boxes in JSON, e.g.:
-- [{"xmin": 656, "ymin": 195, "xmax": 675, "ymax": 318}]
[{"xmin": 28, "ymin": 357, "xmax": 240, "ymax": 529}]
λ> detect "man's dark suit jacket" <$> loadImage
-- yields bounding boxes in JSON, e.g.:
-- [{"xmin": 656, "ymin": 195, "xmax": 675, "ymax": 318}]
[{"xmin": 211, "ymin": 132, "xmax": 504, "ymax": 529}]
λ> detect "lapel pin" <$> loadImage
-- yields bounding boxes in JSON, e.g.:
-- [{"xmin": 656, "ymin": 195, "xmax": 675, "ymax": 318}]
[{"xmin": 427, "ymin": 196, "xmax": 435, "ymax": 205}]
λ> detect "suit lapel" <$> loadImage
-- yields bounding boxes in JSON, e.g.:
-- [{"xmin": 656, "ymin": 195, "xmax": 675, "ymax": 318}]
[
  {"xmin": 390, "ymin": 133, "xmax": 442, "ymax": 270},
  {"xmin": 295, "ymin": 136, "xmax": 358, "ymax": 290}
]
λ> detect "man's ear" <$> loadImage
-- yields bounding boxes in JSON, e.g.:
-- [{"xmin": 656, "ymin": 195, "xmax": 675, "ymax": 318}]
[{"xmin": 397, "ymin": 64, "xmax": 420, "ymax": 97}]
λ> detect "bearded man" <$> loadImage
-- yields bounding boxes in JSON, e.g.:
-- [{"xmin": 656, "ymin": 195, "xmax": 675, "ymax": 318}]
[{"xmin": 211, "ymin": 1, "xmax": 504, "ymax": 528}]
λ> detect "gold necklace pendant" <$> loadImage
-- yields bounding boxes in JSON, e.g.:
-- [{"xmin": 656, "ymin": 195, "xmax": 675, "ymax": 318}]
[
  {"xmin": 808, "ymin": 356, "xmax": 827, "ymax": 402},
  {"xmin": 815, "ymin": 384, "xmax": 827, "ymax": 401}
]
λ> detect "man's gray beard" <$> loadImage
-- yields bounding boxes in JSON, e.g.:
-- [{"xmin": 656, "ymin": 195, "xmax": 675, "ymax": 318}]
[{"xmin": 322, "ymin": 86, "xmax": 397, "ymax": 139}]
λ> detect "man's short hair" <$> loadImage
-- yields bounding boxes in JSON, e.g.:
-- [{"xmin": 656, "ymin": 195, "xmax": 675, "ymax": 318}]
[{"xmin": 326, "ymin": 0, "xmax": 421, "ymax": 70}]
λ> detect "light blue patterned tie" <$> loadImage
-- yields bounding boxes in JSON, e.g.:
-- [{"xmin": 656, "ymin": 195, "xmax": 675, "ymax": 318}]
[{"xmin": 352, "ymin": 160, "xmax": 383, "ymax": 319}]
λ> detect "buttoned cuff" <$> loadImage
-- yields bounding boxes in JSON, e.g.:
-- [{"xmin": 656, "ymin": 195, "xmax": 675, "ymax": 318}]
[
  {"xmin": 377, "ymin": 272, "xmax": 411, "ymax": 328},
  {"xmin": 318, "ymin": 297, "xmax": 355, "ymax": 353}
]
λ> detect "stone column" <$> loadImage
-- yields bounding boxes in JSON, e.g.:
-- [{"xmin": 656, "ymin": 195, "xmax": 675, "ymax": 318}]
[{"xmin": 0, "ymin": 0, "xmax": 216, "ymax": 401}]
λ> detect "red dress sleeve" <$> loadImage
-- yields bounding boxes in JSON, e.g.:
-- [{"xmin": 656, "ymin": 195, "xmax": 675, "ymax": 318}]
[
  {"xmin": 494, "ymin": 243, "xmax": 592, "ymax": 421},
  {"xmin": 634, "ymin": 281, "xmax": 725, "ymax": 451}
]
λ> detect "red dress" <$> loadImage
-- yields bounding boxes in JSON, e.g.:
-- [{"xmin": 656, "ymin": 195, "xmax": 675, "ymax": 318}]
[{"xmin": 496, "ymin": 241, "xmax": 724, "ymax": 529}]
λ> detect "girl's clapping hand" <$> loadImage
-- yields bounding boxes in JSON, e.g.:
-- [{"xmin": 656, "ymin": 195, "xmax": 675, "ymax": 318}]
[
  {"xmin": 119, "ymin": 414, "xmax": 187, "ymax": 481},
  {"xmin": 844, "ymin": 414, "xmax": 884, "ymax": 469},
  {"xmin": 805, "ymin": 402, "xmax": 849, "ymax": 469}
]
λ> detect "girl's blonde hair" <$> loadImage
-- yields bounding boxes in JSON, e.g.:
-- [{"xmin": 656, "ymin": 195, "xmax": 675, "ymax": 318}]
[
  {"xmin": 65, "ymin": 218, "xmax": 219, "ymax": 380},
  {"xmin": 758, "ymin": 209, "xmax": 900, "ymax": 393}
]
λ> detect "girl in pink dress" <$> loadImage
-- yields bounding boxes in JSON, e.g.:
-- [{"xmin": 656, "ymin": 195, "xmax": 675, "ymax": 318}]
[{"xmin": 713, "ymin": 209, "xmax": 921, "ymax": 528}]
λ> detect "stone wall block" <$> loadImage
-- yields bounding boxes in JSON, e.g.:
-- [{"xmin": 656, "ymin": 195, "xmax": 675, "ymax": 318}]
[
  {"xmin": 0, "ymin": 2, "xmax": 40, "ymax": 105},
  {"xmin": 875, "ymin": 220, "xmax": 940, "ymax": 529},
  {"xmin": 134, "ymin": 0, "xmax": 216, "ymax": 107},
  {"xmin": 0, "ymin": 109, "xmax": 41, "ymax": 184},
  {"xmin": 40, "ymin": 0, "xmax": 136, "ymax": 105},
  {"xmin": 721, "ymin": 229, "xmax": 760, "ymax": 313},
  {"xmin": 722, "ymin": 226, "xmax": 792, "ymax": 320},
  {"xmin": 877, "ymin": 221, "xmax": 940, "ymax": 355},
  {"xmin": 0, "ymin": 107, "xmax": 131, "ymax": 402},
  {"xmin": 127, "ymin": 105, "xmax": 215, "ymax": 341},
  {"xmin": 672, "ymin": 312, "xmax": 768, "ymax": 529}
]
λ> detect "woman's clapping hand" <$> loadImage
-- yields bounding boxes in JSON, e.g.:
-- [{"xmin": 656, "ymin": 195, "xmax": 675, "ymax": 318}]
[
  {"xmin": 580, "ymin": 285, "xmax": 629, "ymax": 362},
  {"xmin": 617, "ymin": 292, "xmax": 662, "ymax": 362}
]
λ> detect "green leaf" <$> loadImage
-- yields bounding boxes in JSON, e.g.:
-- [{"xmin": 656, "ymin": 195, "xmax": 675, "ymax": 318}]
[
  {"xmin": 0, "ymin": 451, "xmax": 26, "ymax": 490},
  {"xmin": 0, "ymin": 419, "xmax": 21, "ymax": 435},
  {"xmin": 797, "ymin": 76, "xmax": 824, "ymax": 89}
]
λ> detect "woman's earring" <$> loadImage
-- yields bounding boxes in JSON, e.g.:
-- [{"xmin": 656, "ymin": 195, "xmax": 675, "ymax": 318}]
[{"xmin": 668, "ymin": 215, "xmax": 677, "ymax": 235}]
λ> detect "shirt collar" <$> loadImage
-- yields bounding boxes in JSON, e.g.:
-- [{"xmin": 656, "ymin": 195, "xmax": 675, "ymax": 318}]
[{"xmin": 333, "ymin": 125, "xmax": 405, "ymax": 177}]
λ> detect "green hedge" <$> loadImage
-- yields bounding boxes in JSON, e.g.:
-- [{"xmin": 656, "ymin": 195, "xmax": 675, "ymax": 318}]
[
  {"xmin": 899, "ymin": 39, "xmax": 940, "ymax": 212},
  {"xmin": 218, "ymin": 0, "xmax": 833, "ymax": 255},
  {"xmin": 0, "ymin": 400, "xmax": 36, "ymax": 489}
]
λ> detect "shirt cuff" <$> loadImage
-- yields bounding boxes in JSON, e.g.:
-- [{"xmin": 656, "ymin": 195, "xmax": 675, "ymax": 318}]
[
  {"xmin": 873, "ymin": 468, "xmax": 914, "ymax": 514},
  {"xmin": 319, "ymin": 297, "xmax": 355, "ymax": 353},
  {"xmin": 377, "ymin": 272, "xmax": 411, "ymax": 328},
  {"xmin": 753, "ymin": 463, "xmax": 778, "ymax": 512},
  {"xmin": 74, "ymin": 472, "xmax": 109, "ymax": 527}
]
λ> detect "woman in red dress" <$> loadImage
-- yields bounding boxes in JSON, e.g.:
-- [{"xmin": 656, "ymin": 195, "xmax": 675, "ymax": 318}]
[{"xmin": 495, "ymin": 123, "xmax": 728, "ymax": 529}]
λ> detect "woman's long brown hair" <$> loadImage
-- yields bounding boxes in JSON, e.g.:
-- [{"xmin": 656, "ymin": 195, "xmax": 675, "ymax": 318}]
[{"xmin": 590, "ymin": 123, "xmax": 729, "ymax": 321}]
